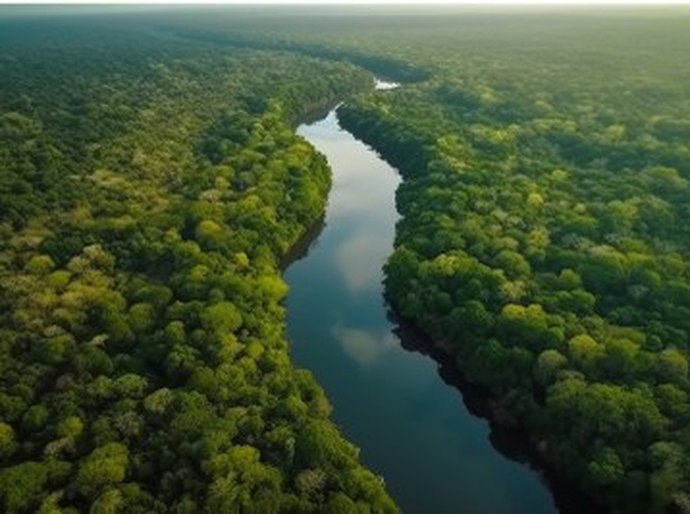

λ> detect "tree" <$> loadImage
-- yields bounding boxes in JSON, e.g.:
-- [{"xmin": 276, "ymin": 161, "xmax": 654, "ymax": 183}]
[
  {"xmin": 76, "ymin": 443, "xmax": 129, "ymax": 498},
  {"xmin": 535, "ymin": 349, "xmax": 568, "ymax": 386},
  {"xmin": 201, "ymin": 302, "xmax": 243, "ymax": 334},
  {"xmin": 568, "ymin": 334, "xmax": 605, "ymax": 375},
  {"xmin": 588, "ymin": 447, "xmax": 625, "ymax": 488},
  {"xmin": 25, "ymin": 255, "xmax": 55, "ymax": 275},
  {"xmin": 0, "ymin": 461, "xmax": 70, "ymax": 513},
  {"xmin": 195, "ymin": 219, "xmax": 228, "ymax": 250},
  {"xmin": 57, "ymin": 416, "xmax": 84, "ymax": 441},
  {"xmin": 0, "ymin": 422, "xmax": 16, "ymax": 459},
  {"xmin": 656, "ymin": 348, "xmax": 689, "ymax": 384}
]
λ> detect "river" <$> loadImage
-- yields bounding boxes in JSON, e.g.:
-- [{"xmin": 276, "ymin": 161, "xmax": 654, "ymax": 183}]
[{"xmin": 284, "ymin": 80, "xmax": 558, "ymax": 514}]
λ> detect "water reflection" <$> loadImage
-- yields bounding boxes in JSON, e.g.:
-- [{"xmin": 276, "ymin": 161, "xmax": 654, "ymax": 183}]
[
  {"xmin": 333, "ymin": 230, "xmax": 386, "ymax": 293},
  {"xmin": 285, "ymin": 86, "xmax": 559, "ymax": 514},
  {"xmin": 332, "ymin": 323, "xmax": 398, "ymax": 368},
  {"xmin": 303, "ymin": 111, "xmax": 401, "ymax": 226}
]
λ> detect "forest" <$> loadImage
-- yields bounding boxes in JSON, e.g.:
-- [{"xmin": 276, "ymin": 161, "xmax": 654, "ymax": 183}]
[
  {"xmin": 333, "ymin": 11, "xmax": 690, "ymax": 514},
  {"xmin": 0, "ymin": 14, "xmax": 396, "ymax": 514},
  {"xmin": 2, "ymin": 6, "xmax": 690, "ymax": 514}
]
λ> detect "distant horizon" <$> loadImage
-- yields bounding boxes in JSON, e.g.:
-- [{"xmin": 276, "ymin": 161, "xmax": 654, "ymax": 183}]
[
  {"xmin": 3, "ymin": 0, "xmax": 690, "ymax": 6},
  {"xmin": 4, "ymin": 2, "xmax": 690, "ymax": 20}
]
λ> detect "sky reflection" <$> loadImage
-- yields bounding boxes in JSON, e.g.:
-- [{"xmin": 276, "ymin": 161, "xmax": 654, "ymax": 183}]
[
  {"xmin": 331, "ymin": 323, "xmax": 398, "ymax": 367},
  {"xmin": 285, "ymin": 86, "xmax": 557, "ymax": 514}
]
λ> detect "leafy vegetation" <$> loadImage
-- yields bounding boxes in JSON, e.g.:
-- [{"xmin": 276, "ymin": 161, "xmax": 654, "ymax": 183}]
[
  {"xmin": 4, "ymin": 7, "xmax": 690, "ymax": 514},
  {"xmin": 331, "ymin": 10, "xmax": 690, "ymax": 514},
  {"xmin": 0, "ymin": 18, "xmax": 397, "ymax": 513}
]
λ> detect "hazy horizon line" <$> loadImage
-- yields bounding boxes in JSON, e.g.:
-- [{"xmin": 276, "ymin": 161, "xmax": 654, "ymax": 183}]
[{"xmin": 2, "ymin": 0, "xmax": 690, "ymax": 5}]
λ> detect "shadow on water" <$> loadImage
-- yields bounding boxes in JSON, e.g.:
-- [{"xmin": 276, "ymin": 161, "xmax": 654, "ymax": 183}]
[
  {"xmin": 390, "ymin": 310, "xmax": 606, "ymax": 514},
  {"xmin": 285, "ymin": 206, "xmax": 601, "ymax": 514},
  {"xmin": 279, "ymin": 214, "xmax": 326, "ymax": 271},
  {"xmin": 284, "ymin": 79, "xmax": 596, "ymax": 514}
]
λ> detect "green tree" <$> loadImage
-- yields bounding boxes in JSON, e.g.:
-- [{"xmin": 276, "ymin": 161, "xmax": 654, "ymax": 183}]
[{"xmin": 76, "ymin": 443, "xmax": 129, "ymax": 498}]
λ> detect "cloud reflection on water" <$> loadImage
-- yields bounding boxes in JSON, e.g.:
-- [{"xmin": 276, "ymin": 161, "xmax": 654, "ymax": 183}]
[
  {"xmin": 333, "ymin": 229, "xmax": 388, "ymax": 293},
  {"xmin": 331, "ymin": 323, "xmax": 398, "ymax": 368}
]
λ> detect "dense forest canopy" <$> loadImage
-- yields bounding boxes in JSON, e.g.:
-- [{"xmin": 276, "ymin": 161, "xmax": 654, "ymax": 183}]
[
  {"xmin": 301, "ymin": 9, "xmax": 690, "ymax": 514},
  {"xmin": 2, "ymin": 6, "xmax": 690, "ymax": 514},
  {"xmin": 0, "ymin": 15, "xmax": 397, "ymax": 514}
]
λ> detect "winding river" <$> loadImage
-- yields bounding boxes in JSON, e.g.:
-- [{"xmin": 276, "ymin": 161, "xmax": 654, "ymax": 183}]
[{"xmin": 284, "ymin": 80, "xmax": 558, "ymax": 514}]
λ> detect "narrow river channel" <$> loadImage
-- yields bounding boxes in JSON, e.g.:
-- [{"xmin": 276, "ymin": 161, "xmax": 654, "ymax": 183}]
[{"xmin": 284, "ymin": 80, "xmax": 558, "ymax": 514}]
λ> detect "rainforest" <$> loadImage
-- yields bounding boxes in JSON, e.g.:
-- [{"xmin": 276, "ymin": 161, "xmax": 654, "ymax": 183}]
[{"xmin": 1, "ymin": 5, "xmax": 690, "ymax": 514}]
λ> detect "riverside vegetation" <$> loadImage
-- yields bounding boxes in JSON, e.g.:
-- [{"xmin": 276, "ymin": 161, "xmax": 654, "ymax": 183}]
[
  {"xmin": 0, "ymin": 17, "xmax": 397, "ymax": 513},
  {"xmin": 333, "ymin": 11, "xmax": 690, "ymax": 514},
  {"xmin": 2, "ymin": 7, "xmax": 690, "ymax": 514},
  {"xmin": 175, "ymin": 7, "xmax": 690, "ymax": 513}
]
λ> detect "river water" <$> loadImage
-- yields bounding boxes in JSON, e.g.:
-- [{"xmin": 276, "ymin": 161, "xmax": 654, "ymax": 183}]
[{"xmin": 284, "ymin": 81, "xmax": 557, "ymax": 514}]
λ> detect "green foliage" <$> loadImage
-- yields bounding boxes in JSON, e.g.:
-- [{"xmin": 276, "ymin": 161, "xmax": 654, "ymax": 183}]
[
  {"xmin": 6, "ymin": 6, "xmax": 690, "ymax": 513},
  {"xmin": 200, "ymin": 302, "xmax": 242, "ymax": 334},
  {"xmin": 0, "ymin": 14, "xmax": 393, "ymax": 514},
  {"xmin": 0, "ymin": 460, "xmax": 70, "ymax": 513},
  {"xmin": 327, "ymin": 9, "xmax": 690, "ymax": 513},
  {"xmin": 0, "ymin": 422, "xmax": 16, "ymax": 460},
  {"xmin": 75, "ymin": 443, "xmax": 129, "ymax": 498}
]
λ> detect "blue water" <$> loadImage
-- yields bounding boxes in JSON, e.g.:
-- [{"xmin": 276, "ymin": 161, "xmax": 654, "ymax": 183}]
[{"xmin": 284, "ymin": 86, "xmax": 557, "ymax": 514}]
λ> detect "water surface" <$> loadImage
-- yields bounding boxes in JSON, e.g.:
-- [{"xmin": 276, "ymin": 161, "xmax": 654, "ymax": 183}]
[{"xmin": 284, "ymin": 82, "xmax": 557, "ymax": 514}]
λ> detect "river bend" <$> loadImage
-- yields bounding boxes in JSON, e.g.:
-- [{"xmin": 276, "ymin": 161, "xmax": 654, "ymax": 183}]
[{"xmin": 284, "ymin": 80, "xmax": 557, "ymax": 514}]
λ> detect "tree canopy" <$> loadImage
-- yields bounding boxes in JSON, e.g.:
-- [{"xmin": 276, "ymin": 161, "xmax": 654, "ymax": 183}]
[{"xmin": 0, "ymin": 15, "xmax": 396, "ymax": 514}]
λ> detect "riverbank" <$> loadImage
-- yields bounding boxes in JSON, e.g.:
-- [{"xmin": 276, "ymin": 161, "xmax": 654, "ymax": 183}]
[
  {"xmin": 390, "ymin": 310, "xmax": 606, "ymax": 514},
  {"xmin": 284, "ymin": 82, "xmax": 557, "ymax": 514},
  {"xmin": 336, "ymin": 101, "xmax": 606, "ymax": 514}
]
